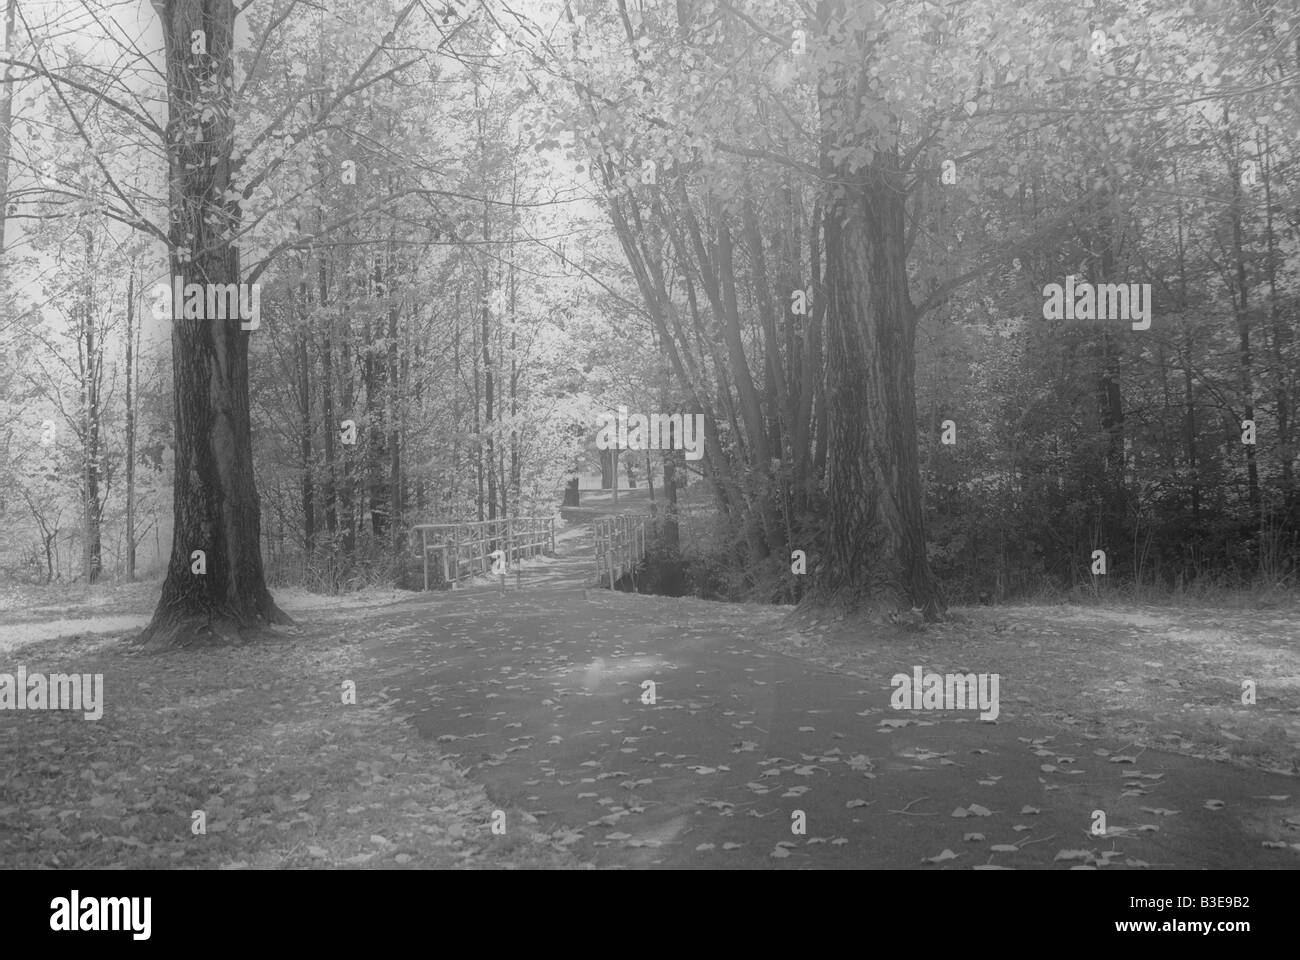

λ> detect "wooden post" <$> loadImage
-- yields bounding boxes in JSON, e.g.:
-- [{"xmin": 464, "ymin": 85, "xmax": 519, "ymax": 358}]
[{"xmin": 421, "ymin": 527, "xmax": 428, "ymax": 591}]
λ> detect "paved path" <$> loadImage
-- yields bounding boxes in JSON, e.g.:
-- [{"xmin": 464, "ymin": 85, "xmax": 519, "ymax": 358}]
[{"xmin": 360, "ymin": 528, "xmax": 1300, "ymax": 869}]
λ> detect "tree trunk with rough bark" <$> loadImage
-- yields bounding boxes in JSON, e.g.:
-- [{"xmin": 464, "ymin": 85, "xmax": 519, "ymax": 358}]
[{"xmin": 140, "ymin": 0, "xmax": 289, "ymax": 649}]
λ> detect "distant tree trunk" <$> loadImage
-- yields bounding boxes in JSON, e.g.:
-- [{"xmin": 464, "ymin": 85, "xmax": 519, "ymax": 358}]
[
  {"xmin": 387, "ymin": 275, "xmax": 403, "ymax": 549},
  {"xmin": 662, "ymin": 449, "xmax": 680, "ymax": 552},
  {"xmin": 562, "ymin": 476, "xmax": 580, "ymax": 507},
  {"xmin": 472, "ymin": 280, "xmax": 484, "ymax": 521},
  {"xmin": 1183, "ymin": 339, "xmax": 1201, "ymax": 526},
  {"xmin": 0, "ymin": 0, "xmax": 14, "ymax": 280},
  {"xmin": 367, "ymin": 254, "xmax": 390, "ymax": 538},
  {"xmin": 1227, "ymin": 125, "xmax": 1262, "ymax": 537},
  {"xmin": 1173, "ymin": 158, "xmax": 1201, "ymax": 535},
  {"xmin": 339, "ymin": 328, "xmax": 357, "ymax": 558},
  {"xmin": 79, "ymin": 230, "xmax": 102, "ymax": 585},
  {"xmin": 125, "ymin": 272, "xmax": 137, "ymax": 580},
  {"xmin": 321, "ymin": 265, "xmax": 338, "ymax": 540},
  {"xmin": 297, "ymin": 286, "xmax": 315, "ymax": 553},
  {"xmin": 139, "ymin": 0, "xmax": 288, "ymax": 648},
  {"xmin": 482, "ymin": 213, "xmax": 496, "ymax": 523},
  {"xmin": 508, "ymin": 172, "xmax": 522, "ymax": 512},
  {"xmin": 1261, "ymin": 126, "xmax": 1293, "ymax": 507}
]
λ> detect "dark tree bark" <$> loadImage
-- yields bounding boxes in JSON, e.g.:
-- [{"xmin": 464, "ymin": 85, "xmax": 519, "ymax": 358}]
[
  {"xmin": 320, "ymin": 272, "xmax": 338, "ymax": 539},
  {"xmin": 79, "ymin": 229, "xmax": 103, "ymax": 585},
  {"xmin": 366, "ymin": 255, "xmax": 390, "ymax": 538},
  {"xmin": 297, "ymin": 284, "xmax": 315, "ymax": 554},
  {"xmin": 386, "ymin": 267, "xmax": 403, "ymax": 549},
  {"xmin": 813, "ymin": 164, "xmax": 944, "ymax": 619},
  {"xmin": 662, "ymin": 449, "xmax": 680, "ymax": 552},
  {"xmin": 140, "ymin": 0, "xmax": 288, "ymax": 648},
  {"xmin": 1227, "ymin": 135, "xmax": 1261, "ymax": 539},
  {"xmin": 807, "ymin": 0, "xmax": 944, "ymax": 620}
]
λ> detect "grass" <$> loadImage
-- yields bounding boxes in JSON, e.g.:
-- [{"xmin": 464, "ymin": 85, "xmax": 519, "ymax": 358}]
[
  {"xmin": 760, "ymin": 599, "xmax": 1300, "ymax": 777},
  {"xmin": 0, "ymin": 608, "xmax": 587, "ymax": 869}
]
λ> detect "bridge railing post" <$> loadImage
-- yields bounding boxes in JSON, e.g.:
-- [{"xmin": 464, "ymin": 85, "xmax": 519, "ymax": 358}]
[{"xmin": 421, "ymin": 527, "xmax": 428, "ymax": 591}]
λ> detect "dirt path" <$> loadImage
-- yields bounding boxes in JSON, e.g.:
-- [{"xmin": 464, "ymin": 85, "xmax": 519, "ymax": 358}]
[{"xmin": 364, "ymin": 531, "xmax": 1300, "ymax": 868}]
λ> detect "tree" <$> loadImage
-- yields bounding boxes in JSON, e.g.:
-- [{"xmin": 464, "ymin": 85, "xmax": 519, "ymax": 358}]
[{"xmin": 139, "ymin": 0, "xmax": 288, "ymax": 647}]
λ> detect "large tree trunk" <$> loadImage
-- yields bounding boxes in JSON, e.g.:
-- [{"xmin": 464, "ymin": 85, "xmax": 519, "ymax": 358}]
[
  {"xmin": 806, "ymin": 0, "xmax": 944, "ymax": 620},
  {"xmin": 140, "ymin": 0, "xmax": 288, "ymax": 648},
  {"xmin": 812, "ymin": 166, "xmax": 945, "ymax": 619}
]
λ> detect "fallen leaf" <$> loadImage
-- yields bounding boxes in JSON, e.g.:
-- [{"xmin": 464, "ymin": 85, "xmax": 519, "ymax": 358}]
[
  {"xmin": 1054, "ymin": 849, "xmax": 1093, "ymax": 861},
  {"xmin": 923, "ymin": 849, "xmax": 959, "ymax": 864}
]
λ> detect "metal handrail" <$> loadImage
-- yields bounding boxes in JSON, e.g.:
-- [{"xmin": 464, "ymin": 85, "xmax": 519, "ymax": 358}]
[
  {"xmin": 593, "ymin": 514, "xmax": 650, "ymax": 589},
  {"xmin": 410, "ymin": 516, "xmax": 557, "ymax": 590}
]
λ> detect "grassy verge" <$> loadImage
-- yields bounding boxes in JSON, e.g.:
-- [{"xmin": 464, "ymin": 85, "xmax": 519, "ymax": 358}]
[
  {"xmin": 0, "ymin": 614, "xmax": 586, "ymax": 869},
  {"xmin": 761, "ymin": 601, "xmax": 1300, "ymax": 776}
]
